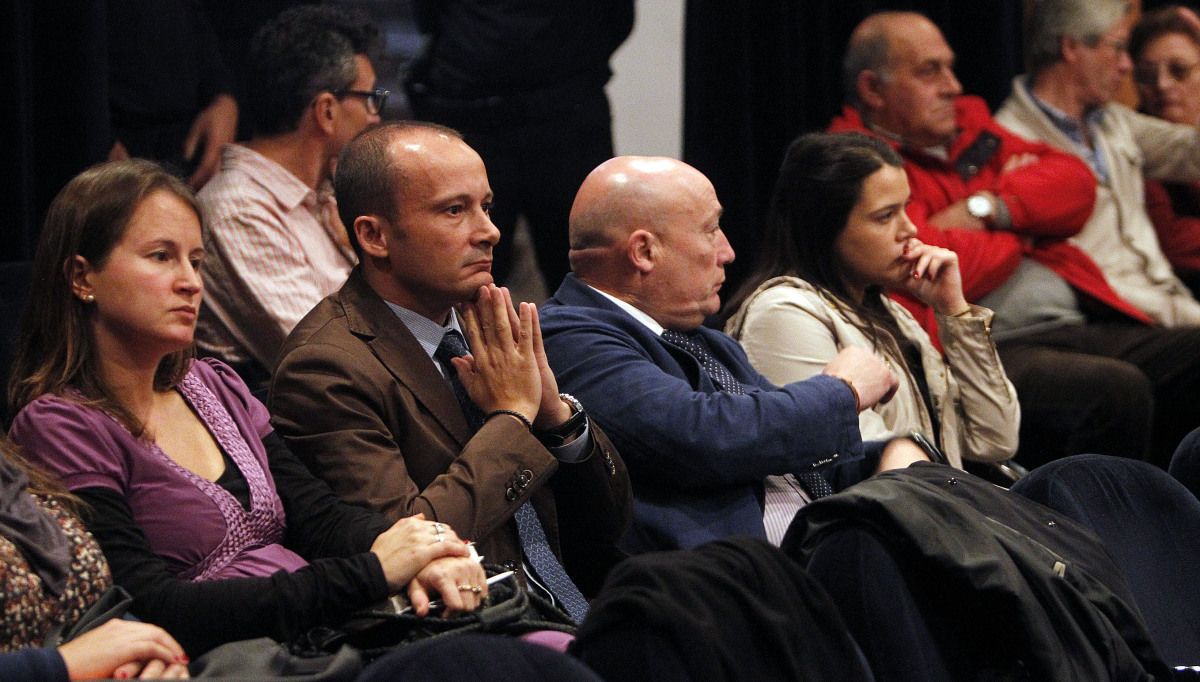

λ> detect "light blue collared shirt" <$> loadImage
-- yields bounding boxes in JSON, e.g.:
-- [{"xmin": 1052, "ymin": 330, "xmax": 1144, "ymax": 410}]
[
  {"xmin": 1022, "ymin": 77, "xmax": 1110, "ymax": 184},
  {"xmin": 383, "ymin": 301, "xmax": 590, "ymax": 462}
]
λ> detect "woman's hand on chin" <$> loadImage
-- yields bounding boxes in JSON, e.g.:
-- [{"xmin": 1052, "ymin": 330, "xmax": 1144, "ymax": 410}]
[{"xmin": 899, "ymin": 240, "xmax": 970, "ymax": 316}]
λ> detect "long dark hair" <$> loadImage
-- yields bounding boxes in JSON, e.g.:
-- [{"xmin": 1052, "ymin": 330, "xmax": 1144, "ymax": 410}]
[
  {"xmin": 8, "ymin": 160, "xmax": 197, "ymax": 435},
  {"xmin": 724, "ymin": 132, "xmax": 909, "ymax": 359}
]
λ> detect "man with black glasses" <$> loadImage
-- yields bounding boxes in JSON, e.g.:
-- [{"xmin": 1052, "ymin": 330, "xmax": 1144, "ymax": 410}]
[{"xmin": 196, "ymin": 5, "xmax": 385, "ymax": 389}]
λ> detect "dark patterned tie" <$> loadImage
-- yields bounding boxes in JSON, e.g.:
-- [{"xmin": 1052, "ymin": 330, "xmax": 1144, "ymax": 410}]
[
  {"xmin": 434, "ymin": 330, "xmax": 485, "ymax": 430},
  {"xmin": 435, "ymin": 329, "xmax": 590, "ymax": 623},
  {"xmin": 660, "ymin": 329, "xmax": 745, "ymax": 394},
  {"xmin": 660, "ymin": 329, "xmax": 835, "ymax": 499}
]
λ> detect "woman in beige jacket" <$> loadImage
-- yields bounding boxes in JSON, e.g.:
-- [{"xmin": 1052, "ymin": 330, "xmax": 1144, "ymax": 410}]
[{"xmin": 725, "ymin": 133, "xmax": 1019, "ymax": 469}]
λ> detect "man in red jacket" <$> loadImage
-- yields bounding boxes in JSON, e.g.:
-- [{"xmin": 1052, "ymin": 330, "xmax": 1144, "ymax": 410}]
[{"xmin": 831, "ymin": 10, "xmax": 1200, "ymax": 467}]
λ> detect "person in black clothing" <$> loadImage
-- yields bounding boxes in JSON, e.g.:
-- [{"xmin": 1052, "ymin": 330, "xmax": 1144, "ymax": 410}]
[
  {"xmin": 405, "ymin": 0, "xmax": 635, "ymax": 289},
  {"xmin": 105, "ymin": 0, "xmax": 238, "ymax": 189}
]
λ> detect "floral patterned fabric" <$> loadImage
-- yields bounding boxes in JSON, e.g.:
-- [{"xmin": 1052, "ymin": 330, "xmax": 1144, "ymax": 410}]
[{"xmin": 0, "ymin": 496, "xmax": 111, "ymax": 649}]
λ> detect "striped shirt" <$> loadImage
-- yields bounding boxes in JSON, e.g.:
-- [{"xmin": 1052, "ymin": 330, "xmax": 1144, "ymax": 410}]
[{"xmin": 195, "ymin": 144, "xmax": 356, "ymax": 373}]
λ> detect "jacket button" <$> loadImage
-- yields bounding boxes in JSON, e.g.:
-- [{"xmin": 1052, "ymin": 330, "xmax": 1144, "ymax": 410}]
[{"xmin": 505, "ymin": 487, "xmax": 518, "ymax": 501}]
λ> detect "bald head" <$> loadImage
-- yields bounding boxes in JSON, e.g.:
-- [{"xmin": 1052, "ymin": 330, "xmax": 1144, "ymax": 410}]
[
  {"xmin": 567, "ymin": 155, "xmax": 733, "ymax": 330},
  {"xmin": 844, "ymin": 11, "xmax": 961, "ymax": 146},
  {"xmin": 568, "ymin": 156, "xmax": 714, "ymax": 273}
]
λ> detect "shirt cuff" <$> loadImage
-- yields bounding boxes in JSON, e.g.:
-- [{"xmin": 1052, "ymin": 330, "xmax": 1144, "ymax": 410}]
[{"xmin": 548, "ymin": 421, "xmax": 592, "ymax": 464}]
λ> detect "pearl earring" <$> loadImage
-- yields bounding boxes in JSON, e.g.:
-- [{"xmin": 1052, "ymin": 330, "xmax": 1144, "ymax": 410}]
[{"xmin": 83, "ymin": 294, "xmax": 95, "ymax": 303}]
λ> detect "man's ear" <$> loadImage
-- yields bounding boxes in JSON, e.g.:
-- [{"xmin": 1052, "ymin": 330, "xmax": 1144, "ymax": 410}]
[
  {"xmin": 627, "ymin": 229, "xmax": 657, "ymax": 274},
  {"xmin": 312, "ymin": 92, "xmax": 338, "ymax": 135},
  {"xmin": 68, "ymin": 255, "xmax": 95, "ymax": 301},
  {"xmin": 857, "ymin": 69, "xmax": 887, "ymax": 110},
  {"xmin": 1059, "ymin": 35, "xmax": 1084, "ymax": 65},
  {"xmin": 355, "ymin": 216, "xmax": 389, "ymax": 259}
]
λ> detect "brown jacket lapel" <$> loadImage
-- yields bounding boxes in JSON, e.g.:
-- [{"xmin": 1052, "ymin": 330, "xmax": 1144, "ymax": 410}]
[{"xmin": 338, "ymin": 270, "xmax": 473, "ymax": 447}]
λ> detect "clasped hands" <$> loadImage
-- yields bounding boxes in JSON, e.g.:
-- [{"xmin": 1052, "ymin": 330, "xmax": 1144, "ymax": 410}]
[
  {"xmin": 370, "ymin": 513, "xmax": 488, "ymax": 617},
  {"xmin": 452, "ymin": 284, "xmax": 573, "ymax": 430}
]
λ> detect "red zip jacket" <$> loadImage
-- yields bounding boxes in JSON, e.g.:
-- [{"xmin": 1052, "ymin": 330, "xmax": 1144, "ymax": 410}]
[
  {"xmin": 1144, "ymin": 179, "xmax": 1200, "ymax": 273},
  {"xmin": 829, "ymin": 97, "xmax": 1152, "ymax": 338}
]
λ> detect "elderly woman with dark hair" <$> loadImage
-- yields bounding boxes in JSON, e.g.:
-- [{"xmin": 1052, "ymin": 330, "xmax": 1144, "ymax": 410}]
[
  {"xmin": 1132, "ymin": 5, "xmax": 1200, "ymax": 293},
  {"xmin": 725, "ymin": 132, "xmax": 1019, "ymax": 470},
  {"xmin": 6, "ymin": 159, "xmax": 486, "ymax": 657}
]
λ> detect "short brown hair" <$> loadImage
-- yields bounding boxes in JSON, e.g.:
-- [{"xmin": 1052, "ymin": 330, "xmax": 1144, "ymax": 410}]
[{"xmin": 334, "ymin": 121, "xmax": 462, "ymax": 256}]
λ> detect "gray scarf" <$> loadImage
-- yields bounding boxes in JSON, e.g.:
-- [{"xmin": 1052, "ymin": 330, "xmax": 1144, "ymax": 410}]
[{"xmin": 0, "ymin": 456, "xmax": 72, "ymax": 595}]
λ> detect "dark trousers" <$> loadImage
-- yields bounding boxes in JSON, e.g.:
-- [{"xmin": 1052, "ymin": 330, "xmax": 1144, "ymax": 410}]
[{"xmin": 997, "ymin": 323, "xmax": 1200, "ymax": 468}]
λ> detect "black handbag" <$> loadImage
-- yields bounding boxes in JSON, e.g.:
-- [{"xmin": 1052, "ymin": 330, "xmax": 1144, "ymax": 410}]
[
  {"xmin": 189, "ymin": 638, "xmax": 363, "ymax": 681},
  {"xmin": 294, "ymin": 565, "xmax": 576, "ymax": 660},
  {"xmin": 44, "ymin": 584, "xmax": 134, "ymax": 647}
]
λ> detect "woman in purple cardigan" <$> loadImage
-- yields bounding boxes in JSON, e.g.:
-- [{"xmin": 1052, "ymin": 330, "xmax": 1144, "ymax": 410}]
[{"xmin": 6, "ymin": 159, "xmax": 486, "ymax": 656}]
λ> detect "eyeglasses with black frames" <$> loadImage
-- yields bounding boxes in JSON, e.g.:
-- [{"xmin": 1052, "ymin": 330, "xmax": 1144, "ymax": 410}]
[{"xmin": 333, "ymin": 87, "xmax": 390, "ymax": 115}]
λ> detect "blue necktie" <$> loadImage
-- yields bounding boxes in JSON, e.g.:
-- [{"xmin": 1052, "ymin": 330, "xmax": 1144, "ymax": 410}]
[
  {"xmin": 660, "ymin": 329, "xmax": 835, "ymax": 499},
  {"xmin": 435, "ymin": 329, "xmax": 590, "ymax": 623}
]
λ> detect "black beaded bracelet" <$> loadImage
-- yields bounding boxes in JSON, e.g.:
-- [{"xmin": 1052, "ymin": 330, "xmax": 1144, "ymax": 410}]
[{"xmin": 486, "ymin": 409, "xmax": 533, "ymax": 431}]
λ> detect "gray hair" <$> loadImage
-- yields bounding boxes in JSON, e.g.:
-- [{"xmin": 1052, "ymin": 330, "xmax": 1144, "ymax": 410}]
[{"xmin": 1025, "ymin": 0, "xmax": 1130, "ymax": 75}]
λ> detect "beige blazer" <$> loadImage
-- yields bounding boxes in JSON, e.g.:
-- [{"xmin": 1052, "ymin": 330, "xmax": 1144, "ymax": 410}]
[{"xmin": 726, "ymin": 277, "xmax": 1019, "ymax": 468}]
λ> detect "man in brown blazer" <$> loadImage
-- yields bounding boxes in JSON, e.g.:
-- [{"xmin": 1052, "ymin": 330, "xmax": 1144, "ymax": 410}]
[{"xmin": 268, "ymin": 121, "xmax": 631, "ymax": 614}]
